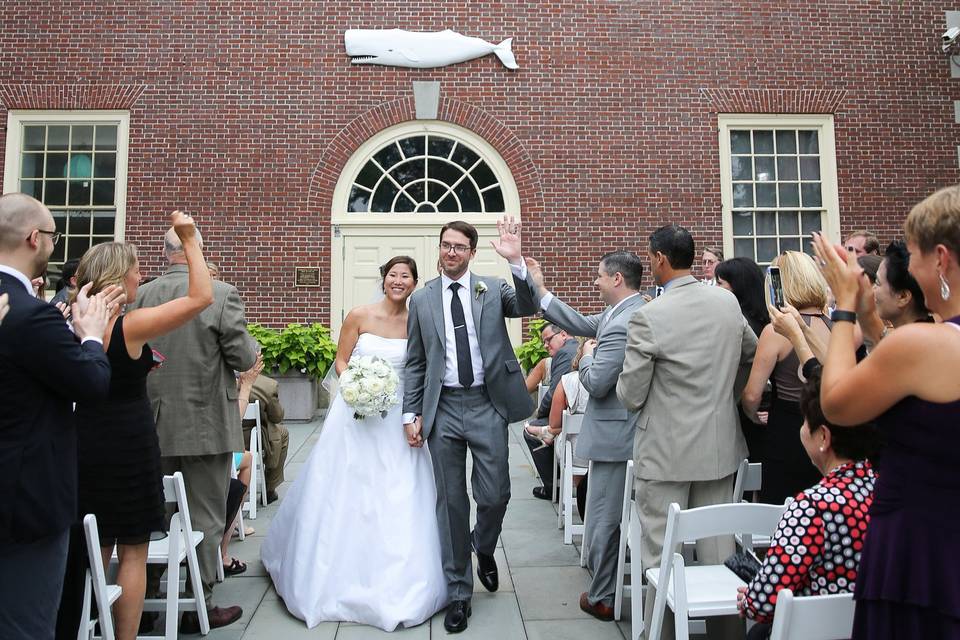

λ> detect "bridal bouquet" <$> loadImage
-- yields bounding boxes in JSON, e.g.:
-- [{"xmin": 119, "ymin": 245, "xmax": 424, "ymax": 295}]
[{"xmin": 339, "ymin": 355, "xmax": 400, "ymax": 420}]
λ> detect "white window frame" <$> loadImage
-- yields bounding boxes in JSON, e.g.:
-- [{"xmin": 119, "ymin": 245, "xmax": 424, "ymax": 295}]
[
  {"xmin": 331, "ymin": 120, "xmax": 520, "ymax": 226},
  {"xmin": 3, "ymin": 110, "xmax": 131, "ymax": 241},
  {"xmin": 718, "ymin": 114, "xmax": 841, "ymax": 263}
]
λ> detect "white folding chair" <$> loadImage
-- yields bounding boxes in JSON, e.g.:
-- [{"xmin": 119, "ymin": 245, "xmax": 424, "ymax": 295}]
[
  {"xmin": 556, "ymin": 411, "xmax": 587, "ymax": 543},
  {"xmin": 243, "ymin": 400, "xmax": 268, "ymax": 518},
  {"xmin": 646, "ymin": 501, "xmax": 787, "ymax": 640},
  {"xmin": 768, "ymin": 589, "xmax": 856, "ymax": 640},
  {"xmin": 130, "ymin": 472, "xmax": 210, "ymax": 639},
  {"xmin": 536, "ymin": 382, "xmax": 548, "ymax": 407},
  {"xmin": 732, "ymin": 459, "xmax": 769, "ymax": 551},
  {"xmin": 79, "ymin": 515, "xmax": 122, "ymax": 640},
  {"xmin": 612, "ymin": 459, "xmax": 635, "ymax": 619}
]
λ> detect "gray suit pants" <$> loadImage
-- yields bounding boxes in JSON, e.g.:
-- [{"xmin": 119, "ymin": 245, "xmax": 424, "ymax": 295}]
[
  {"xmin": 584, "ymin": 460, "xmax": 628, "ymax": 606},
  {"xmin": 636, "ymin": 473, "xmax": 742, "ymax": 640},
  {"xmin": 160, "ymin": 453, "xmax": 232, "ymax": 605},
  {"xmin": 429, "ymin": 386, "xmax": 510, "ymax": 601}
]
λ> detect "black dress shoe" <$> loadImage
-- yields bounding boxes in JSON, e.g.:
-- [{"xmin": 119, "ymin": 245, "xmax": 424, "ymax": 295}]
[
  {"xmin": 532, "ymin": 485, "xmax": 552, "ymax": 500},
  {"xmin": 472, "ymin": 538, "xmax": 499, "ymax": 592},
  {"xmin": 266, "ymin": 490, "xmax": 279, "ymax": 504},
  {"xmin": 444, "ymin": 599, "xmax": 471, "ymax": 633}
]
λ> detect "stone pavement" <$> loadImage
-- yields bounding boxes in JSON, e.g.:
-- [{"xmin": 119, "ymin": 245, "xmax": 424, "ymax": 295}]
[{"xmin": 189, "ymin": 417, "xmax": 637, "ymax": 640}]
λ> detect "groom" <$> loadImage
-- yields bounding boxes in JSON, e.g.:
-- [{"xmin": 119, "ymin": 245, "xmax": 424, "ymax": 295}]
[{"xmin": 403, "ymin": 217, "xmax": 539, "ymax": 633}]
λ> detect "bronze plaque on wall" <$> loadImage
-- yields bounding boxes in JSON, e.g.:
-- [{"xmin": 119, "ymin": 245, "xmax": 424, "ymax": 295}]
[{"xmin": 295, "ymin": 267, "xmax": 320, "ymax": 287}]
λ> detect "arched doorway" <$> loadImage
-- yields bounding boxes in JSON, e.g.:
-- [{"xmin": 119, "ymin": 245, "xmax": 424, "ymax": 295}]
[{"xmin": 330, "ymin": 121, "xmax": 523, "ymax": 343}]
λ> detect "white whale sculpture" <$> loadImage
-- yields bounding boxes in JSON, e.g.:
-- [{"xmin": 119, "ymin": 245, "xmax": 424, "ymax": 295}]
[{"xmin": 344, "ymin": 29, "xmax": 518, "ymax": 69}]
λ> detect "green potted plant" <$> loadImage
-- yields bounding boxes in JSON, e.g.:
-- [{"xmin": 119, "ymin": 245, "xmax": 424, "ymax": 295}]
[
  {"xmin": 248, "ymin": 322, "xmax": 338, "ymax": 420},
  {"xmin": 515, "ymin": 318, "xmax": 548, "ymax": 374}
]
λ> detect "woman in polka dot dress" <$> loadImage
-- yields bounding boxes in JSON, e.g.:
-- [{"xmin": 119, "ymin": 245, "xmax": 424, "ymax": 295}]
[{"xmin": 738, "ymin": 369, "xmax": 879, "ymax": 638}]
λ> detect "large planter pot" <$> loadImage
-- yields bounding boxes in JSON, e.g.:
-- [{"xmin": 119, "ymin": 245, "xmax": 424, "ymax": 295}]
[{"xmin": 274, "ymin": 370, "xmax": 324, "ymax": 422}]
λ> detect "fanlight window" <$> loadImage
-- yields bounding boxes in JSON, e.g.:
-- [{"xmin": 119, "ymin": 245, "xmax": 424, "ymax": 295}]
[{"xmin": 348, "ymin": 134, "xmax": 506, "ymax": 214}]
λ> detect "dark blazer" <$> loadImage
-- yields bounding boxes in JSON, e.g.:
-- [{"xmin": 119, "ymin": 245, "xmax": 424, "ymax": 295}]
[
  {"xmin": 0, "ymin": 271, "xmax": 111, "ymax": 544},
  {"xmin": 531, "ymin": 337, "xmax": 578, "ymax": 423}
]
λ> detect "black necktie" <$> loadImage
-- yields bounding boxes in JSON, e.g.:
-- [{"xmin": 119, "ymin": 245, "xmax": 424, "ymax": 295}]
[{"xmin": 449, "ymin": 282, "xmax": 474, "ymax": 388}]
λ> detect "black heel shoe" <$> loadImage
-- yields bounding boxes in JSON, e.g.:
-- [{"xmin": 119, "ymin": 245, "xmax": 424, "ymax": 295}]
[{"xmin": 444, "ymin": 599, "xmax": 471, "ymax": 633}]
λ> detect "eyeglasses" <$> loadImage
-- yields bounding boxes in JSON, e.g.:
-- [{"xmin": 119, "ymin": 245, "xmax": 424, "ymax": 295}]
[
  {"xmin": 440, "ymin": 242, "xmax": 472, "ymax": 255},
  {"xmin": 34, "ymin": 229, "xmax": 62, "ymax": 245},
  {"xmin": 542, "ymin": 332, "xmax": 560, "ymax": 344}
]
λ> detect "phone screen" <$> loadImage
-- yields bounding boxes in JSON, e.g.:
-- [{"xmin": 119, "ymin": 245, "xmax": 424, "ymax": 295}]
[{"xmin": 768, "ymin": 266, "xmax": 785, "ymax": 308}]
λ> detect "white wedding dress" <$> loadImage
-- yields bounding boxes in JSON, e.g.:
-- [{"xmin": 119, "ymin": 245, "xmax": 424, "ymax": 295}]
[{"xmin": 261, "ymin": 333, "xmax": 448, "ymax": 631}]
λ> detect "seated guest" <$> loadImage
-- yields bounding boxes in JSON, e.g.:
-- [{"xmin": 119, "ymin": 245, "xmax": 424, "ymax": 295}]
[
  {"xmin": 523, "ymin": 323, "xmax": 578, "ymax": 499},
  {"xmin": 700, "ymin": 245, "xmax": 723, "ymax": 285},
  {"xmin": 742, "ymin": 251, "xmax": 834, "ymax": 503},
  {"xmin": 241, "ymin": 372, "xmax": 289, "ymax": 504},
  {"xmin": 524, "ymin": 356, "xmax": 549, "ymax": 393},
  {"xmin": 737, "ymin": 368, "xmax": 879, "ymax": 639}
]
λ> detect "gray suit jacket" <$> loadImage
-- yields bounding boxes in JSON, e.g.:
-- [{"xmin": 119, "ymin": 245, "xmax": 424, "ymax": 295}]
[
  {"xmin": 616, "ymin": 275, "xmax": 757, "ymax": 482},
  {"xmin": 531, "ymin": 337, "xmax": 578, "ymax": 424},
  {"xmin": 404, "ymin": 270, "xmax": 539, "ymax": 439},
  {"xmin": 131, "ymin": 265, "xmax": 258, "ymax": 456},
  {"xmin": 544, "ymin": 293, "xmax": 645, "ymax": 462}
]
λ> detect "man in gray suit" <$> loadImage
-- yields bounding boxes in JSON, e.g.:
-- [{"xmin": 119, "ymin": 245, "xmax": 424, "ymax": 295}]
[
  {"xmin": 527, "ymin": 251, "xmax": 645, "ymax": 621},
  {"xmin": 403, "ymin": 218, "xmax": 539, "ymax": 633},
  {"xmin": 523, "ymin": 323, "xmax": 578, "ymax": 500},
  {"xmin": 133, "ymin": 227, "xmax": 258, "ymax": 632},
  {"xmin": 617, "ymin": 225, "xmax": 757, "ymax": 639}
]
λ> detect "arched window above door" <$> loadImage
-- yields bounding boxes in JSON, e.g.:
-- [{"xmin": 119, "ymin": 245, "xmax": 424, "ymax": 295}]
[{"xmin": 335, "ymin": 122, "xmax": 517, "ymax": 219}]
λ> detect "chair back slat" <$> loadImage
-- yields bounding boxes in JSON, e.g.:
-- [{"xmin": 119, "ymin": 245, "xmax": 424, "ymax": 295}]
[
  {"xmin": 768, "ymin": 589, "xmax": 856, "ymax": 640},
  {"xmin": 244, "ymin": 399, "xmax": 260, "ymax": 422},
  {"xmin": 732, "ymin": 459, "xmax": 763, "ymax": 502},
  {"xmin": 83, "ymin": 514, "xmax": 117, "ymax": 640},
  {"xmin": 662, "ymin": 502, "xmax": 786, "ymax": 556},
  {"xmin": 561, "ymin": 411, "xmax": 584, "ymax": 436}
]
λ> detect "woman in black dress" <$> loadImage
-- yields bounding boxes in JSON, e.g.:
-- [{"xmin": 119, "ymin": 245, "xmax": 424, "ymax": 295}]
[{"xmin": 73, "ymin": 211, "xmax": 212, "ymax": 640}]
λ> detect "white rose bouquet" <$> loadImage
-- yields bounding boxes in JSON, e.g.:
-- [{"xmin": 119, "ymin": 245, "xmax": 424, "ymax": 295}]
[{"xmin": 339, "ymin": 355, "xmax": 400, "ymax": 420}]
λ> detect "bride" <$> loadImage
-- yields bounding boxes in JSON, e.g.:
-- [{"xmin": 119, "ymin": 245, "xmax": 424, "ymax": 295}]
[{"xmin": 261, "ymin": 256, "xmax": 447, "ymax": 631}]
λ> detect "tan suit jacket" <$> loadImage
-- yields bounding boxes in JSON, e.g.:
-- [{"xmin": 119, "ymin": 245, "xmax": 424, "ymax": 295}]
[
  {"xmin": 616, "ymin": 275, "xmax": 757, "ymax": 482},
  {"xmin": 244, "ymin": 374, "xmax": 285, "ymax": 465},
  {"xmin": 132, "ymin": 264, "xmax": 257, "ymax": 456}
]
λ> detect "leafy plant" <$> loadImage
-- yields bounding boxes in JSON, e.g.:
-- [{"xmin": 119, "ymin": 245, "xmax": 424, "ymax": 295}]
[
  {"xmin": 248, "ymin": 322, "xmax": 338, "ymax": 381},
  {"xmin": 515, "ymin": 317, "xmax": 548, "ymax": 373}
]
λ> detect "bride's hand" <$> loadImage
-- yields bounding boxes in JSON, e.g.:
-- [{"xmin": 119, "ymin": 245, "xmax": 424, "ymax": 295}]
[{"xmin": 404, "ymin": 417, "xmax": 423, "ymax": 448}]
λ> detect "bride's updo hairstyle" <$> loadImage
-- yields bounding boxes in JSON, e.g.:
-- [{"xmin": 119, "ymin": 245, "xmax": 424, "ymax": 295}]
[{"xmin": 379, "ymin": 255, "xmax": 419, "ymax": 292}]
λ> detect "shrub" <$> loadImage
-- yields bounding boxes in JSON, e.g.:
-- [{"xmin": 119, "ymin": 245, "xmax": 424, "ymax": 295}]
[{"xmin": 247, "ymin": 322, "xmax": 337, "ymax": 381}]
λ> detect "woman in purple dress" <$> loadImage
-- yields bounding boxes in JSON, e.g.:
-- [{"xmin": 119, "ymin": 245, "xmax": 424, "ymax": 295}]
[{"xmin": 812, "ymin": 185, "xmax": 960, "ymax": 639}]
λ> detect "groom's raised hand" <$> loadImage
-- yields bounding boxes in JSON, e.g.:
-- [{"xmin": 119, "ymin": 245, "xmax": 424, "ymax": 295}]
[
  {"xmin": 404, "ymin": 416, "xmax": 424, "ymax": 448},
  {"xmin": 491, "ymin": 214, "xmax": 522, "ymax": 266}
]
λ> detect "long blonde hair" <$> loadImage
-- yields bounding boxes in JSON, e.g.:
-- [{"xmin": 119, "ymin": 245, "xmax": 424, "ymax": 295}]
[
  {"xmin": 774, "ymin": 251, "xmax": 828, "ymax": 310},
  {"xmin": 72, "ymin": 242, "xmax": 138, "ymax": 302}
]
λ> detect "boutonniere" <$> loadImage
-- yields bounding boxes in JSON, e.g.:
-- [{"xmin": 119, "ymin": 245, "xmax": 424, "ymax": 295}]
[{"xmin": 474, "ymin": 281, "xmax": 488, "ymax": 300}]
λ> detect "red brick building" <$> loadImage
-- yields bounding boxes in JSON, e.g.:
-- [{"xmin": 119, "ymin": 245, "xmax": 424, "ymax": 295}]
[{"xmin": 1, "ymin": 2, "xmax": 957, "ymax": 332}]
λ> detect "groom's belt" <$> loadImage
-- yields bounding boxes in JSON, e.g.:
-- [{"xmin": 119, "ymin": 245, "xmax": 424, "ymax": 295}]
[{"xmin": 441, "ymin": 384, "xmax": 488, "ymax": 395}]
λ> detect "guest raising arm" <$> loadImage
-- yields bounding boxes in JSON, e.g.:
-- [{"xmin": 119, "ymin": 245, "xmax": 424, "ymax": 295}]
[{"xmin": 811, "ymin": 185, "xmax": 960, "ymax": 639}]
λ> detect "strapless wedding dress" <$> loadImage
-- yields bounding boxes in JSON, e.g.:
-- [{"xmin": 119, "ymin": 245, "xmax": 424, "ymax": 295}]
[{"xmin": 261, "ymin": 333, "xmax": 447, "ymax": 630}]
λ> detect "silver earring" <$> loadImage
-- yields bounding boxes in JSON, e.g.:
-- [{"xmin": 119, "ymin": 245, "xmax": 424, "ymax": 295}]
[
  {"xmin": 819, "ymin": 447, "xmax": 825, "ymax": 452},
  {"xmin": 941, "ymin": 273, "xmax": 951, "ymax": 301}
]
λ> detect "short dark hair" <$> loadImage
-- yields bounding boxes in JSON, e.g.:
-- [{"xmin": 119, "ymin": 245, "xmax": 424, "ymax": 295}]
[
  {"xmin": 649, "ymin": 224, "xmax": 695, "ymax": 269},
  {"xmin": 440, "ymin": 221, "xmax": 478, "ymax": 250},
  {"xmin": 599, "ymin": 251, "xmax": 644, "ymax": 290},
  {"xmin": 799, "ymin": 367, "xmax": 881, "ymax": 462},
  {"xmin": 882, "ymin": 240, "xmax": 928, "ymax": 318},
  {"xmin": 55, "ymin": 258, "xmax": 80, "ymax": 292},
  {"xmin": 846, "ymin": 230, "xmax": 881, "ymax": 255},
  {"xmin": 380, "ymin": 255, "xmax": 419, "ymax": 284}
]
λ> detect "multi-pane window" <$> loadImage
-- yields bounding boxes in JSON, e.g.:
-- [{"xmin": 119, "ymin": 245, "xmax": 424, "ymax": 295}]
[
  {"xmin": 348, "ymin": 134, "xmax": 506, "ymax": 214},
  {"xmin": 719, "ymin": 116, "xmax": 839, "ymax": 265},
  {"xmin": 3, "ymin": 112, "xmax": 128, "ymax": 287}
]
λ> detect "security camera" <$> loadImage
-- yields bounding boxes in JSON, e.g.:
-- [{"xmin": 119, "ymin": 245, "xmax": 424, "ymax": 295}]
[{"xmin": 943, "ymin": 26, "xmax": 960, "ymax": 51}]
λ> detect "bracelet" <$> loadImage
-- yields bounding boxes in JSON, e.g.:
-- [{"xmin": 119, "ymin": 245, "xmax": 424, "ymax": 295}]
[
  {"xmin": 238, "ymin": 396, "xmax": 249, "ymax": 403},
  {"xmin": 830, "ymin": 309, "xmax": 857, "ymax": 323}
]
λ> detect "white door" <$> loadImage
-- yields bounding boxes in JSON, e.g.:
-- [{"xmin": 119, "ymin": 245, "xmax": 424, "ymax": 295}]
[{"xmin": 332, "ymin": 224, "xmax": 522, "ymax": 345}]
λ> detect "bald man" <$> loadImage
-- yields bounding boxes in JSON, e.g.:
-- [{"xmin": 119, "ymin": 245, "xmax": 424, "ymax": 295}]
[
  {"xmin": 0, "ymin": 193, "xmax": 114, "ymax": 640},
  {"xmin": 132, "ymin": 223, "xmax": 256, "ymax": 632}
]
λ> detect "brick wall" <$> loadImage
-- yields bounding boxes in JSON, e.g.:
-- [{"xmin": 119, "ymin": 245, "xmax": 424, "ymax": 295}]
[{"xmin": 0, "ymin": 1, "xmax": 956, "ymax": 326}]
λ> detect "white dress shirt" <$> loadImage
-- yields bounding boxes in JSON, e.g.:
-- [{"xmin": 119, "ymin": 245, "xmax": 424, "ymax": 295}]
[
  {"xmin": 0, "ymin": 263, "xmax": 102, "ymax": 345},
  {"xmin": 441, "ymin": 270, "xmax": 486, "ymax": 388}
]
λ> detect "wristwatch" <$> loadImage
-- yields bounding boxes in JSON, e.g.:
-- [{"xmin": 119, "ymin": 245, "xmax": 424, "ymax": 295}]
[{"xmin": 830, "ymin": 309, "xmax": 857, "ymax": 324}]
